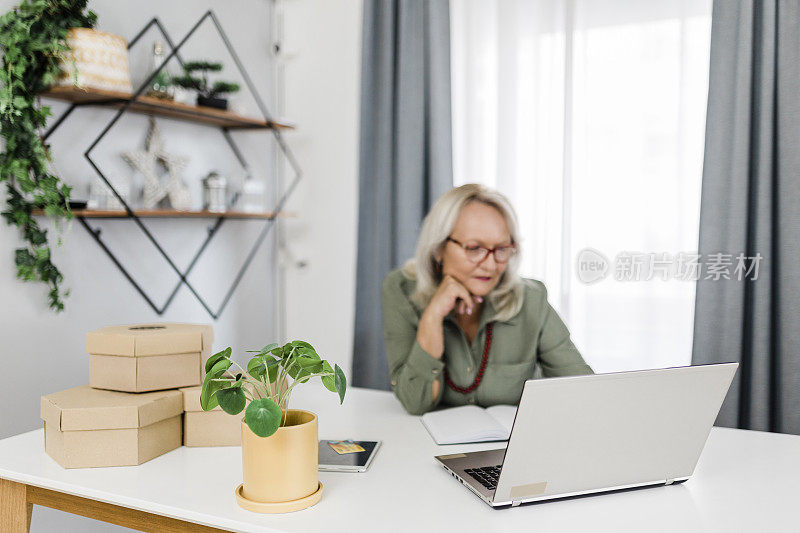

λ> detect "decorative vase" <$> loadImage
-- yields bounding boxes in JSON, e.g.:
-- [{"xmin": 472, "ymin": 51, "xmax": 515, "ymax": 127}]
[
  {"xmin": 236, "ymin": 409, "xmax": 323, "ymax": 513},
  {"xmin": 196, "ymin": 95, "xmax": 228, "ymax": 110}
]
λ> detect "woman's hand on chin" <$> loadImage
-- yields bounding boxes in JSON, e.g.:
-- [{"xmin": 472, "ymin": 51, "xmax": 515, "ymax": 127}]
[
  {"xmin": 418, "ymin": 275, "xmax": 481, "ymax": 361},
  {"xmin": 426, "ymin": 274, "xmax": 483, "ymax": 320}
]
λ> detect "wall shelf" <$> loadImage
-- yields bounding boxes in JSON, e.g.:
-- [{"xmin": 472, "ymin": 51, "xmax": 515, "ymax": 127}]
[
  {"xmin": 42, "ymin": 86, "xmax": 295, "ymax": 130},
  {"xmin": 38, "ymin": 11, "xmax": 303, "ymax": 319},
  {"xmin": 32, "ymin": 209, "xmax": 296, "ymax": 220}
]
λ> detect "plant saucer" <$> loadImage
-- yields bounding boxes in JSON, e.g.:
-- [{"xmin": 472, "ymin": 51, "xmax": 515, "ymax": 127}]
[{"xmin": 235, "ymin": 482, "xmax": 323, "ymax": 513}]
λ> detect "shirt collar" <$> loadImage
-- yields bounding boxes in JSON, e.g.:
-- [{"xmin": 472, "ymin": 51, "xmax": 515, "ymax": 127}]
[{"xmin": 443, "ymin": 295, "xmax": 520, "ymax": 329}]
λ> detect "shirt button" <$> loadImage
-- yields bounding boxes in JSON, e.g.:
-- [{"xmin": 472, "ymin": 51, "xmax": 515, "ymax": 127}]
[
  {"xmin": 467, "ymin": 366, "xmax": 472, "ymax": 372},
  {"xmin": 391, "ymin": 380, "xmax": 397, "ymax": 386}
]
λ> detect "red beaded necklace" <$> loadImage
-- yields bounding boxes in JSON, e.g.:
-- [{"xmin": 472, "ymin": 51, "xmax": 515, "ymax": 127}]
[{"xmin": 444, "ymin": 322, "xmax": 494, "ymax": 394}]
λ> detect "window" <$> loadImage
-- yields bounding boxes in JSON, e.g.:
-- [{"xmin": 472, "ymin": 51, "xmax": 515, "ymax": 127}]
[{"xmin": 451, "ymin": 0, "xmax": 712, "ymax": 372}]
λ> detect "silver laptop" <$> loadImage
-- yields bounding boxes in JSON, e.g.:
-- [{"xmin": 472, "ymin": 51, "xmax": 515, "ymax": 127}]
[{"xmin": 435, "ymin": 363, "xmax": 738, "ymax": 508}]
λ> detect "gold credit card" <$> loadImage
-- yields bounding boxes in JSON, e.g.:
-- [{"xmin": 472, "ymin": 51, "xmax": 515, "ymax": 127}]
[{"xmin": 328, "ymin": 440, "xmax": 366, "ymax": 454}]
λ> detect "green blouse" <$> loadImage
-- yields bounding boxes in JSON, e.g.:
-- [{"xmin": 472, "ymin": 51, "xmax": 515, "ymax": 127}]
[{"xmin": 381, "ymin": 268, "xmax": 593, "ymax": 415}]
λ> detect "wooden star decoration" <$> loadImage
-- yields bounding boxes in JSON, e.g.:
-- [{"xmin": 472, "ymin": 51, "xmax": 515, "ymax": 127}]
[{"xmin": 122, "ymin": 117, "xmax": 192, "ymax": 210}]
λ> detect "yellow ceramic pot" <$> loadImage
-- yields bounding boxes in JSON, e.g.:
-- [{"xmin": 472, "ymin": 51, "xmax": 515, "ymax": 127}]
[{"xmin": 240, "ymin": 410, "xmax": 319, "ymax": 504}]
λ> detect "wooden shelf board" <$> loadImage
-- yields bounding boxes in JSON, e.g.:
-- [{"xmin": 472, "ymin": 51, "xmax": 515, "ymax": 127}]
[
  {"xmin": 32, "ymin": 209, "xmax": 294, "ymax": 220},
  {"xmin": 41, "ymin": 86, "xmax": 294, "ymax": 130}
]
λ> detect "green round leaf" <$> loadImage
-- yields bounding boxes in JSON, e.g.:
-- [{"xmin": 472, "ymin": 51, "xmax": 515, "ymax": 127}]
[
  {"xmin": 334, "ymin": 363, "xmax": 347, "ymax": 404},
  {"xmin": 206, "ymin": 359, "xmax": 233, "ymax": 378},
  {"xmin": 268, "ymin": 362, "xmax": 279, "ymax": 383},
  {"xmin": 270, "ymin": 346, "xmax": 284, "ymax": 358},
  {"xmin": 321, "ymin": 361, "xmax": 336, "ymax": 392},
  {"xmin": 288, "ymin": 364, "xmax": 311, "ymax": 383},
  {"xmin": 200, "ymin": 376, "xmax": 227, "ymax": 411},
  {"xmin": 205, "ymin": 347, "xmax": 232, "ymax": 374},
  {"xmin": 280, "ymin": 343, "xmax": 294, "ymax": 359},
  {"xmin": 291, "ymin": 354, "xmax": 323, "ymax": 381},
  {"xmin": 291, "ymin": 340, "xmax": 316, "ymax": 351},
  {"xmin": 245, "ymin": 398, "xmax": 282, "ymax": 438},
  {"xmin": 261, "ymin": 342, "xmax": 281, "ymax": 353},
  {"xmin": 296, "ymin": 346, "xmax": 320, "ymax": 360},
  {"xmin": 296, "ymin": 357, "xmax": 323, "ymax": 375},
  {"xmin": 247, "ymin": 356, "xmax": 267, "ymax": 379},
  {"xmin": 216, "ymin": 386, "xmax": 246, "ymax": 415}
]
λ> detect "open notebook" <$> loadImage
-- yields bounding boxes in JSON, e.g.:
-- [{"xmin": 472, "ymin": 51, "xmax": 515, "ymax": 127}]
[{"xmin": 421, "ymin": 404, "xmax": 518, "ymax": 445}]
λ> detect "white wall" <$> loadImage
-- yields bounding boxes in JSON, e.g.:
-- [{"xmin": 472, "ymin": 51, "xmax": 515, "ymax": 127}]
[
  {"xmin": 0, "ymin": 0, "xmax": 362, "ymax": 530},
  {"xmin": 279, "ymin": 1, "xmax": 361, "ymax": 374}
]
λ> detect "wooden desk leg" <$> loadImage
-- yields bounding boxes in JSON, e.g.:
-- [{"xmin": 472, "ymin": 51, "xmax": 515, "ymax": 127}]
[
  {"xmin": 0, "ymin": 479, "xmax": 32, "ymax": 533},
  {"xmin": 25, "ymin": 485, "xmax": 229, "ymax": 533}
]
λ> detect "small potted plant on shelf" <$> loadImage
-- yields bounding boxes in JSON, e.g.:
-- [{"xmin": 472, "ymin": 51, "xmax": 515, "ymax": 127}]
[
  {"xmin": 171, "ymin": 60, "xmax": 240, "ymax": 110},
  {"xmin": 201, "ymin": 340, "xmax": 346, "ymax": 513}
]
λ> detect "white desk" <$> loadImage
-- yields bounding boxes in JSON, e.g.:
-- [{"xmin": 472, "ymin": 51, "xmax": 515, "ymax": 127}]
[{"xmin": 1, "ymin": 386, "xmax": 799, "ymax": 532}]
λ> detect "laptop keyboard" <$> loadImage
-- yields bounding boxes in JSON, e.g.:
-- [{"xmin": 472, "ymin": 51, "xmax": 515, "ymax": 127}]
[{"xmin": 463, "ymin": 465, "xmax": 502, "ymax": 490}]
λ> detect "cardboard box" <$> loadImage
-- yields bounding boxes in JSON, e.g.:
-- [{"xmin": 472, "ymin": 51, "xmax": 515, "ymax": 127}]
[
  {"xmin": 41, "ymin": 385, "xmax": 183, "ymax": 468},
  {"xmin": 87, "ymin": 323, "xmax": 213, "ymax": 393},
  {"xmin": 181, "ymin": 386, "xmax": 242, "ymax": 447}
]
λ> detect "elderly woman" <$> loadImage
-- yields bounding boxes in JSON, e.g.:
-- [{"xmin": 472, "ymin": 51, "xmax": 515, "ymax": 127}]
[{"xmin": 382, "ymin": 184, "xmax": 593, "ymax": 415}]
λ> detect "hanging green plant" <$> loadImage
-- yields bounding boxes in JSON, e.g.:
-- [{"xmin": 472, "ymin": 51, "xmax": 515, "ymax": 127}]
[{"xmin": 0, "ymin": 0, "xmax": 96, "ymax": 311}]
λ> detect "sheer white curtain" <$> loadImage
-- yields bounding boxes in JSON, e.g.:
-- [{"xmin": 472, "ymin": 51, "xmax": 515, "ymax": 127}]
[{"xmin": 451, "ymin": 0, "xmax": 712, "ymax": 373}]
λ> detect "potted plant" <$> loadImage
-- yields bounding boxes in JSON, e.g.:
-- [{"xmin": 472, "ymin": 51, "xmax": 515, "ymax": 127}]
[
  {"xmin": 201, "ymin": 340, "xmax": 346, "ymax": 513},
  {"xmin": 171, "ymin": 60, "xmax": 240, "ymax": 110},
  {"xmin": 0, "ymin": 0, "xmax": 97, "ymax": 311}
]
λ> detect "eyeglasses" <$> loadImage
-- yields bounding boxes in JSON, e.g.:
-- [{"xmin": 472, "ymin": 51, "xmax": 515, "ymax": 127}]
[{"xmin": 446, "ymin": 236, "xmax": 517, "ymax": 264}]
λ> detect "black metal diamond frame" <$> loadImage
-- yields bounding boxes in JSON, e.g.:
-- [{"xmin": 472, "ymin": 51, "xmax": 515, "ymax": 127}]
[{"xmin": 43, "ymin": 10, "xmax": 302, "ymax": 319}]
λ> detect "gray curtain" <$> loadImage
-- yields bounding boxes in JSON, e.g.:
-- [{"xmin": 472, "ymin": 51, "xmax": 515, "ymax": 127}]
[
  {"xmin": 352, "ymin": 0, "xmax": 453, "ymax": 390},
  {"xmin": 692, "ymin": 0, "xmax": 800, "ymax": 434}
]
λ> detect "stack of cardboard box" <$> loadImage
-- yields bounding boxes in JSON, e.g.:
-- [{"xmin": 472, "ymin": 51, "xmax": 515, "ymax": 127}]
[
  {"xmin": 181, "ymin": 384, "xmax": 242, "ymax": 447},
  {"xmin": 87, "ymin": 323, "xmax": 210, "ymax": 392},
  {"xmin": 40, "ymin": 323, "xmax": 242, "ymax": 469}
]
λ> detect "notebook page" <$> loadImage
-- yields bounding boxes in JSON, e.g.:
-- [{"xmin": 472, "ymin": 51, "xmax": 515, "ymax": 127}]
[
  {"xmin": 485, "ymin": 405, "xmax": 518, "ymax": 434},
  {"xmin": 421, "ymin": 405, "xmax": 509, "ymax": 445}
]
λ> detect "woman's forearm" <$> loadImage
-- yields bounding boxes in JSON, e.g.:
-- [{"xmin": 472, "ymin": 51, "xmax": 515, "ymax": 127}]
[
  {"xmin": 417, "ymin": 311, "xmax": 444, "ymax": 358},
  {"xmin": 417, "ymin": 311, "xmax": 444, "ymax": 399},
  {"xmin": 431, "ymin": 380, "xmax": 441, "ymax": 401}
]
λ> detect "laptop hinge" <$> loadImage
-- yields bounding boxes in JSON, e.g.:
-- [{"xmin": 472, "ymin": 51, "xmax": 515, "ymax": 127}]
[
  {"xmin": 511, "ymin": 500, "xmax": 522, "ymax": 507},
  {"xmin": 665, "ymin": 478, "xmax": 675, "ymax": 485}
]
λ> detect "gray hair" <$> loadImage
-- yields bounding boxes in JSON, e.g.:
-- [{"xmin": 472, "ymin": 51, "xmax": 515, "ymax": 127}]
[{"xmin": 402, "ymin": 184, "xmax": 524, "ymax": 322}]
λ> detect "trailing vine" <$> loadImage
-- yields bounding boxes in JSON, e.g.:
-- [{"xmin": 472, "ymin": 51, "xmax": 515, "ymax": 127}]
[{"xmin": 0, "ymin": 0, "xmax": 96, "ymax": 311}]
